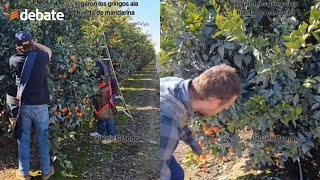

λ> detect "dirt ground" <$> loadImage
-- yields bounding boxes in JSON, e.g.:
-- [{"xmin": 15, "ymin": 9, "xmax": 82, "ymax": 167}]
[{"xmin": 0, "ymin": 62, "xmax": 160, "ymax": 180}]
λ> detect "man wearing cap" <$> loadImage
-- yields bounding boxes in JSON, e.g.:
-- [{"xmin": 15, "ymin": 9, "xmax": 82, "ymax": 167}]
[{"xmin": 7, "ymin": 32, "xmax": 54, "ymax": 180}]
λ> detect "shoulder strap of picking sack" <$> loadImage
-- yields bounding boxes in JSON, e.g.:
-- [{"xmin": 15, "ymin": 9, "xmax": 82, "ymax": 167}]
[{"xmin": 16, "ymin": 51, "xmax": 38, "ymax": 100}]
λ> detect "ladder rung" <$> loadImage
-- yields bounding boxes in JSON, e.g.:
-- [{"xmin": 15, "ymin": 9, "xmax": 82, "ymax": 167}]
[
  {"xmin": 101, "ymin": 58, "xmax": 111, "ymax": 61},
  {"xmin": 116, "ymin": 106, "xmax": 127, "ymax": 111},
  {"xmin": 100, "ymin": 46, "xmax": 109, "ymax": 48},
  {"xmin": 115, "ymin": 95, "xmax": 123, "ymax": 99}
]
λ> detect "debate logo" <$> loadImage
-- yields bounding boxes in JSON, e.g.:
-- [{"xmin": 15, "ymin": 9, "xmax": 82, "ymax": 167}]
[
  {"xmin": 19, "ymin": 9, "xmax": 64, "ymax": 21},
  {"xmin": 2, "ymin": 3, "xmax": 64, "ymax": 21}
]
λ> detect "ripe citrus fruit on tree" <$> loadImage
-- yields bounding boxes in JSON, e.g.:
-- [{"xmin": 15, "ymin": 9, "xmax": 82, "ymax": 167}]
[
  {"xmin": 3, "ymin": 3, "xmax": 9, "ymax": 9},
  {"xmin": 269, "ymin": 131, "xmax": 275, "ymax": 137},
  {"xmin": 205, "ymin": 129, "xmax": 213, "ymax": 135},
  {"xmin": 202, "ymin": 123, "xmax": 209, "ymax": 131},
  {"xmin": 212, "ymin": 126, "xmax": 220, "ymax": 133},
  {"xmin": 77, "ymin": 112, "xmax": 83, "ymax": 117},
  {"xmin": 68, "ymin": 68, "xmax": 73, "ymax": 73}
]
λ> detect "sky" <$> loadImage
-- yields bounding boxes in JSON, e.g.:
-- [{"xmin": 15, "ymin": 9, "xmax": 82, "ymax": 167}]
[{"xmin": 101, "ymin": 0, "xmax": 160, "ymax": 53}]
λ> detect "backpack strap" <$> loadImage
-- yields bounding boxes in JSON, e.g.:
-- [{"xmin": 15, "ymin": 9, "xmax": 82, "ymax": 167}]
[{"xmin": 16, "ymin": 51, "xmax": 38, "ymax": 100}]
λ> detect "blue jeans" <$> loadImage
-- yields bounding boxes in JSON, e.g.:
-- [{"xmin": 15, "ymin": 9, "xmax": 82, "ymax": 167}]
[
  {"xmin": 17, "ymin": 104, "xmax": 51, "ymax": 175},
  {"xmin": 169, "ymin": 156, "xmax": 184, "ymax": 180},
  {"xmin": 97, "ymin": 95, "xmax": 116, "ymax": 136},
  {"xmin": 97, "ymin": 118, "xmax": 116, "ymax": 136}
]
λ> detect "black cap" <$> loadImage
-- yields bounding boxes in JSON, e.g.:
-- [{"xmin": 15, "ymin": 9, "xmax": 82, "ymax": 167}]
[{"xmin": 15, "ymin": 31, "xmax": 32, "ymax": 46}]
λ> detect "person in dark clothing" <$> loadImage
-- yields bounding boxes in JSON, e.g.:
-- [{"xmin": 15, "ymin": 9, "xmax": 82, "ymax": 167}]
[
  {"xmin": 90, "ymin": 60, "xmax": 118, "ymax": 143},
  {"xmin": 7, "ymin": 32, "xmax": 54, "ymax": 180}
]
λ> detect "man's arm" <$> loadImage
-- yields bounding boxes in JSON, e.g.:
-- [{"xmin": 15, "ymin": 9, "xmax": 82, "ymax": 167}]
[
  {"xmin": 160, "ymin": 112, "xmax": 179, "ymax": 180},
  {"xmin": 32, "ymin": 41, "xmax": 52, "ymax": 60},
  {"xmin": 180, "ymin": 125, "xmax": 203, "ymax": 156}
]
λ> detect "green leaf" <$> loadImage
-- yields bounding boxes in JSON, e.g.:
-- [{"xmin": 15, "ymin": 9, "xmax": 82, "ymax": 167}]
[
  {"xmin": 286, "ymin": 69, "xmax": 296, "ymax": 80},
  {"xmin": 211, "ymin": 145, "xmax": 219, "ymax": 155},
  {"xmin": 83, "ymin": 71, "xmax": 89, "ymax": 76},
  {"xmin": 218, "ymin": 46, "xmax": 224, "ymax": 59},
  {"xmin": 283, "ymin": 35, "xmax": 291, "ymax": 41},
  {"xmin": 293, "ymin": 95, "xmax": 299, "ymax": 106},
  {"xmin": 315, "ymin": 96, "xmax": 320, "ymax": 102},
  {"xmin": 64, "ymin": 160, "xmax": 73, "ymax": 169},
  {"xmin": 295, "ymin": 107, "xmax": 302, "ymax": 115},
  {"xmin": 302, "ymin": 143, "xmax": 311, "ymax": 154},
  {"xmin": 224, "ymin": 42, "xmax": 235, "ymax": 49},
  {"xmin": 258, "ymin": 116, "xmax": 266, "ymax": 130},
  {"xmin": 189, "ymin": 24, "xmax": 196, "ymax": 32},
  {"xmin": 284, "ymin": 42, "xmax": 296, "ymax": 49},
  {"xmin": 174, "ymin": 67, "xmax": 182, "ymax": 77},
  {"xmin": 226, "ymin": 122, "xmax": 236, "ymax": 133},
  {"xmin": 200, "ymin": 6, "xmax": 208, "ymax": 16},
  {"xmin": 202, "ymin": 54, "xmax": 209, "ymax": 61},
  {"xmin": 253, "ymin": 48, "xmax": 260, "ymax": 61},
  {"xmin": 238, "ymin": 45, "xmax": 250, "ymax": 54},
  {"xmin": 255, "ymin": 36, "xmax": 269, "ymax": 48},
  {"xmin": 281, "ymin": 117, "xmax": 290, "ymax": 126},
  {"xmin": 187, "ymin": 11, "xmax": 201, "ymax": 21},
  {"xmin": 213, "ymin": 31, "xmax": 223, "ymax": 38},
  {"xmin": 292, "ymin": 118, "xmax": 297, "ymax": 127},
  {"xmin": 285, "ymin": 49, "xmax": 292, "ymax": 56},
  {"xmin": 187, "ymin": 2, "xmax": 197, "ymax": 11},
  {"xmin": 195, "ymin": 23, "xmax": 201, "ymax": 28},
  {"xmin": 308, "ymin": 24, "xmax": 315, "ymax": 33},
  {"xmin": 311, "ymin": 103, "xmax": 320, "ymax": 110},
  {"xmin": 311, "ymin": 32, "xmax": 320, "ymax": 42},
  {"xmin": 210, "ymin": 40, "xmax": 222, "ymax": 53},
  {"xmin": 234, "ymin": 54, "xmax": 243, "ymax": 68},
  {"xmin": 310, "ymin": 8, "xmax": 320, "ymax": 23},
  {"xmin": 299, "ymin": 21, "xmax": 308, "ymax": 34},
  {"xmin": 245, "ymin": 55, "xmax": 251, "ymax": 65}
]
